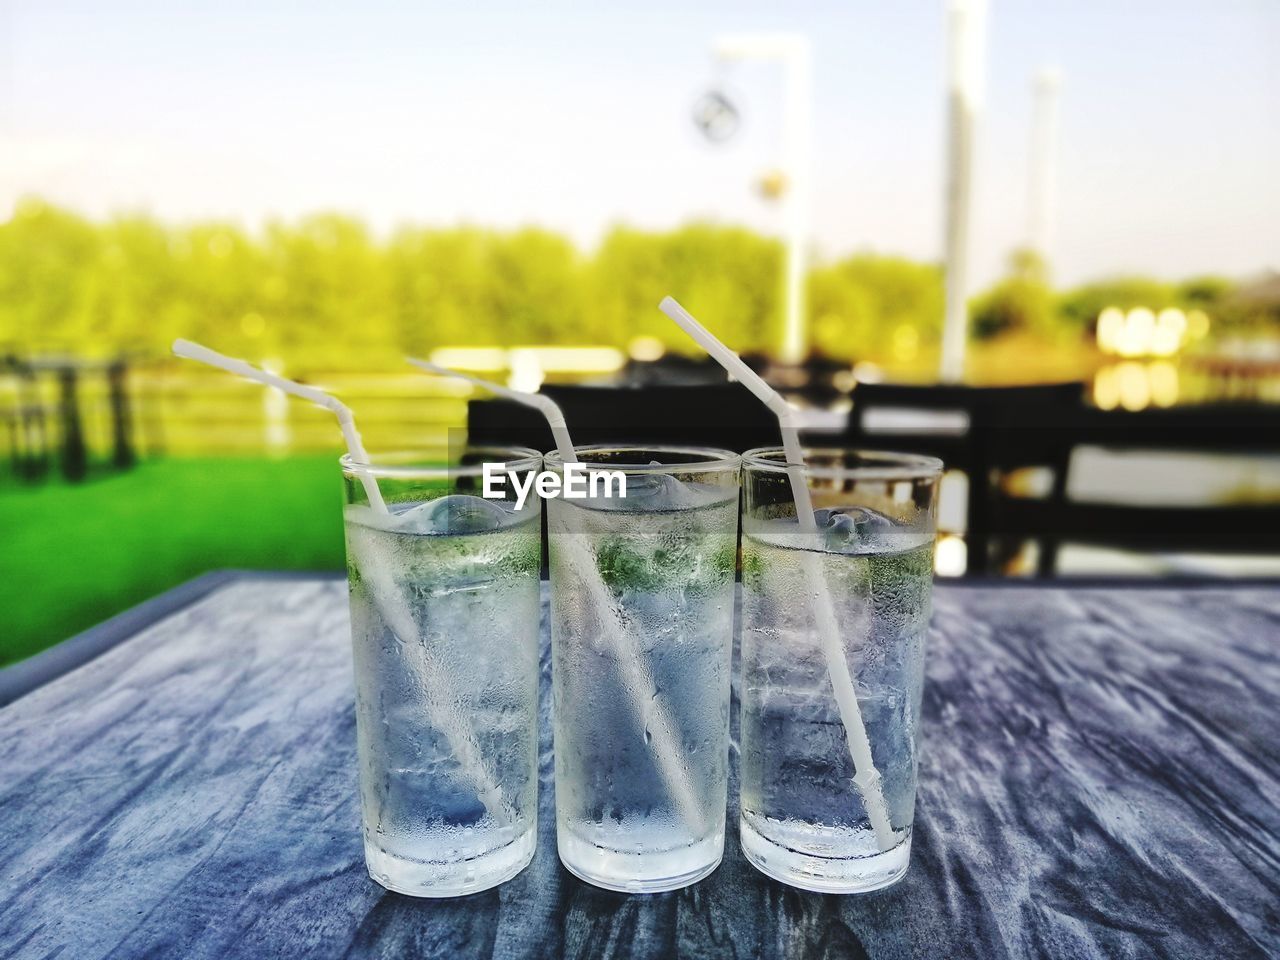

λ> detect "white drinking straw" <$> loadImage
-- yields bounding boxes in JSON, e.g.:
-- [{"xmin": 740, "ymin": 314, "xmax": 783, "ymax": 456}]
[
  {"xmin": 172, "ymin": 339, "xmax": 387, "ymax": 514},
  {"xmin": 171, "ymin": 339, "xmax": 514, "ymax": 826},
  {"xmin": 658, "ymin": 296, "xmax": 897, "ymax": 851},
  {"xmin": 407, "ymin": 358, "xmax": 710, "ymax": 835},
  {"xmin": 406, "ymin": 359, "xmax": 576, "ymax": 466}
]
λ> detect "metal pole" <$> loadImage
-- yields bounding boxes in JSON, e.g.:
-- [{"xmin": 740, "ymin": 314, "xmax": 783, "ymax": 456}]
[
  {"xmin": 58, "ymin": 366, "xmax": 88, "ymax": 482},
  {"xmin": 713, "ymin": 34, "xmax": 813, "ymax": 364},
  {"xmin": 781, "ymin": 40, "xmax": 812, "ymax": 365},
  {"xmin": 107, "ymin": 358, "xmax": 136, "ymax": 469},
  {"xmin": 939, "ymin": 0, "xmax": 988, "ymax": 383}
]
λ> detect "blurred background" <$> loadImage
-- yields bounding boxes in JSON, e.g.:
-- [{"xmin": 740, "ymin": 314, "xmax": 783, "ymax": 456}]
[{"xmin": 2, "ymin": 0, "xmax": 1278, "ymax": 665}]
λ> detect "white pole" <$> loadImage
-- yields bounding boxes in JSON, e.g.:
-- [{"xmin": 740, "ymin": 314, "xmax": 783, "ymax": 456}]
[
  {"xmin": 782, "ymin": 40, "xmax": 812, "ymax": 365},
  {"xmin": 713, "ymin": 34, "xmax": 812, "ymax": 364},
  {"xmin": 1027, "ymin": 67, "xmax": 1062, "ymax": 266},
  {"xmin": 939, "ymin": 0, "xmax": 988, "ymax": 384}
]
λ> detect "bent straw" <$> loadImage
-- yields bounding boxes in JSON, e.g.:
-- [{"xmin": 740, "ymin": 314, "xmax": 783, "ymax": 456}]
[
  {"xmin": 657, "ymin": 297, "xmax": 897, "ymax": 851},
  {"xmin": 173, "ymin": 339, "xmax": 386, "ymax": 512},
  {"xmin": 171, "ymin": 339, "xmax": 514, "ymax": 826},
  {"xmin": 406, "ymin": 359, "xmax": 576, "ymax": 466},
  {"xmin": 406, "ymin": 358, "xmax": 709, "ymax": 835}
]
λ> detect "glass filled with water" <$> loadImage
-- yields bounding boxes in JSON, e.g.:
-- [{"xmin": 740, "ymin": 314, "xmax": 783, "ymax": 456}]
[
  {"xmin": 545, "ymin": 446, "xmax": 740, "ymax": 892},
  {"xmin": 341, "ymin": 447, "xmax": 542, "ymax": 896},
  {"xmin": 739, "ymin": 448, "xmax": 942, "ymax": 893}
]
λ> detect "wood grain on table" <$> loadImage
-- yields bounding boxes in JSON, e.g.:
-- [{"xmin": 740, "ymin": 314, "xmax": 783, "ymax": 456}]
[{"xmin": 1, "ymin": 577, "xmax": 1276, "ymax": 959}]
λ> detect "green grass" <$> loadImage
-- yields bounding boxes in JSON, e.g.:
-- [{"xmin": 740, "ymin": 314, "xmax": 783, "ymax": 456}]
[{"xmin": 0, "ymin": 456, "xmax": 346, "ymax": 667}]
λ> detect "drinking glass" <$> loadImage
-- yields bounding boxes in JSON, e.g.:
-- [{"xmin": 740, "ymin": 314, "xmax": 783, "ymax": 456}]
[
  {"xmin": 545, "ymin": 445, "xmax": 740, "ymax": 892},
  {"xmin": 341, "ymin": 446, "xmax": 542, "ymax": 896},
  {"xmin": 738, "ymin": 447, "xmax": 942, "ymax": 893}
]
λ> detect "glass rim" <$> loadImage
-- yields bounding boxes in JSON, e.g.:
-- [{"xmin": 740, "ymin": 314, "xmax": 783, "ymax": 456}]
[
  {"xmin": 544, "ymin": 444, "xmax": 741, "ymax": 473},
  {"xmin": 340, "ymin": 445, "xmax": 542, "ymax": 479},
  {"xmin": 742, "ymin": 446, "xmax": 944, "ymax": 481}
]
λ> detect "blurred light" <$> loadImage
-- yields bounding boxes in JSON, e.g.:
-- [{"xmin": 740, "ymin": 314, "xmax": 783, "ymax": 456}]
[
  {"xmin": 1156, "ymin": 307, "xmax": 1187, "ymax": 337},
  {"xmin": 628, "ymin": 336, "xmax": 665, "ymax": 362},
  {"xmin": 514, "ymin": 346, "xmax": 625, "ymax": 374},
  {"xmin": 1151, "ymin": 308, "xmax": 1186, "ymax": 356},
  {"xmin": 938, "ymin": 469, "xmax": 968, "ymax": 534},
  {"xmin": 426, "ymin": 346, "xmax": 625, "ymax": 392},
  {"xmin": 1006, "ymin": 465, "xmax": 1054, "ymax": 498},
  {"xmin": 1150, "ymin": 327, "xmax": 1180, "ymax": 357},
  {"xmin": 852, "ymin": 362, "xmax": 883, "ymax": 383},
  {"xmin": 692, "ymin": 89, "xmax": 740, "ymax": 142},
  {"xmin": 1093, "ymin": 365, "xmax": 1120, "ymax": 410},
  {"xmin": 1149, "ymin": 360, "xmax": 1179, "ymax": 407},
  {"xmin": 506, "ymin": 346, "xmax": 626, "ymax": 392},
  {"xmin": 935, "ymin": 534, "xmax": 967, "ymax": 577},
  {"xmin": 240, "ymin": 312, "xmax": 265, "ymax": 338},
  {"xmin": 832, "ymin": 369, "xmax": 856, "ymax": 392},
  {"xmin": 757, "ymin": 169, "xmax": 789, "ymax": 201},
  {"xmin": 1099, "ymin": 305, "xmax": 1197, "ymax": 360},
  {"xmin": 428, "ymin": 347, "xmax": 507, "ymax": 372},
  {"xmin": 1188, "ymin": 309, "xmax": 1211, "ymax": 340},
  {"xmin": 1117, "ymin": 361, "xmax": 1150, "ymax": 411},
  {"xmin": 508, "ymin": 351, "xmax": 543, "ymax": 393},
  {"xmin": 1096, "ymin": 306, "xmax": 1125, "ymax": 354},
  {"xmin": 1119, "ymin": 308, "xmax": 1156, "ymax": 358}
]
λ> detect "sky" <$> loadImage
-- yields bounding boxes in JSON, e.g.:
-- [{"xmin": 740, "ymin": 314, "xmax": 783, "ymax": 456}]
[{"xmin": 0, "ymin": 0, "xmax": 1276, "ymax": 287}]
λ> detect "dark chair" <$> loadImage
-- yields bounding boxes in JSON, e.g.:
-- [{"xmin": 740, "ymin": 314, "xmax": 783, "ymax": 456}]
[
  {"xmin": 467, "ymin": 382, "xmax": 783, "ymax": 454},
  {"xmin": 991, "ymin": 403, "xmax": 1280, "ymax": 573},
  {"xmin": 845, "ymin": 381, "xmax": 1086, "ymax": 574},
  {"xmin": 792, "ymin": 354, "xmax": 854, "ymax": 408},
  {"xmin": 617, "ymin": 354, "xmax": 728, "ymax": 387}
]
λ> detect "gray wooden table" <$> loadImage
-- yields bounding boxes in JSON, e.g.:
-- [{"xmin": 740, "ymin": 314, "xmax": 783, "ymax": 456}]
[{"xmin": 1, "ymin": 574, "xmax": 1277, "ymax": 959}]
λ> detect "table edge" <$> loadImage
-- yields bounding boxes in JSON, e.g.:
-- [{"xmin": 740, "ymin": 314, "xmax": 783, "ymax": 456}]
[{"xmin": 0, "ymin": 569, "xmax": 345, "ymax": 708}]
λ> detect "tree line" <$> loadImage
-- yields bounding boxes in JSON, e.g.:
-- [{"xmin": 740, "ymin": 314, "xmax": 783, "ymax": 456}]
[{"xmin": 0, "ymin": 197, "xmax": 1250, "ymax": 368}]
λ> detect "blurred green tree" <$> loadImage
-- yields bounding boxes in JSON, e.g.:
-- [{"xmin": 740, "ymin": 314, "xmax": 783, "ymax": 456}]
[
  {"xmin": 0, "ymin": 197, "xmax": 1250, "ymax": 370},
  {"xmin": 969, "ymin": 248, "xmax": 1054, "ymax": 340},
  {"xmin": 264, "ymin": 215, "xmax": 393, "ymax": 367},
  {"xmin": 809, "ymin": 255, "xmax": 944, "ymax": 360},
  {"xmin": 1177, "ymin": 275, "xmax": 1234, "ymax": 309},
  {"xmin": 0, "ymin": 199, "xmax": 101, "ymax": 353},
  {"xmin": 589, "ymin": 224, "xmax": 782, "ymax": 353}
]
